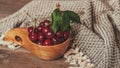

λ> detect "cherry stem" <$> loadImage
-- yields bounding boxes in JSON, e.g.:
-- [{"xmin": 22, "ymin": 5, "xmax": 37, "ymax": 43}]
[
  {"xmin": 26, "ymin": 13, "xmax": 37, "ymax": 27},
  {"xmin": 32, "ymin": 28, "xmax": 34, "ymax": 35},
  {"xmin": 56, "ymin": 3, "xmax": 61, "ymax": 10},
  {"xmin": 33, "ymin": 18, "xmax": 37, "ymax": 28},
  {"xmin": 26, "ymin": 13, "xmax": 34, "ymax": 20},
  {"xmin": 26, "ymin": 12, "xmax": 37, "ymax": 34}
]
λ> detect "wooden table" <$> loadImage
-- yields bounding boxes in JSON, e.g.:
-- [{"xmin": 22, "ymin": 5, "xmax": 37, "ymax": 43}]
[
  {"xmin": 0, "ymin": 0, "xmax": 69, "ymax": 68},
  {"xmin": 0, "ymin": 0, "xmax": 30, "ymax": 18}
]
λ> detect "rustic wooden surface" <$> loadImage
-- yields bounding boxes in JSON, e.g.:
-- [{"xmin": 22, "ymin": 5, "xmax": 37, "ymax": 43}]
[
  {"xmin": 0, "ymin": 49, "xmax": 69, "ymax": 68},
  {"xmin": 0, "ymin": 0, "xmax": 69, "ymax": 68},
  {"xmin": 0, "ymin": 0, "xmax": 31, "ymax": 18}
]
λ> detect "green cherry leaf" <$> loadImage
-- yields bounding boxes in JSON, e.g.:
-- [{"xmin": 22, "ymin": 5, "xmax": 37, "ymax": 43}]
[
  {"xmin": 51, "ymin": 9, "xmax": 63, "ymax": 33},
  {"xmin": 64, "ymin": 10, "xmax": 81, "ymax": 23},
  {"xmin": 51, "ymin": 21, "xmax": 59, "ymax": 34},
  {"xmin": 61, "ymin": 11, "xmax": 70, "ymax": 31}
]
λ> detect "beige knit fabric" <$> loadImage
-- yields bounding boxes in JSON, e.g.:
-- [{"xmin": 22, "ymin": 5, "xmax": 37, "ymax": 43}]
[{"xmin": 0, "ymin": 0, "xmax": 120, "ymax": 68}]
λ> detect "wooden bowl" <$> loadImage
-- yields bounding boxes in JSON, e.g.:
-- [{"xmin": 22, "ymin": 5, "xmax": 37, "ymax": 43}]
[{"xmin": 3, "ymin": 28, "xmax": 70, "ymax": 60}]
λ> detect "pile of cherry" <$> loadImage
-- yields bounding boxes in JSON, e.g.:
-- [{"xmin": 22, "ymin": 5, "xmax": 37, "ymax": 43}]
[{"xmin": 28, "ymin": 20, "xmax": 70, "ymax": 46}]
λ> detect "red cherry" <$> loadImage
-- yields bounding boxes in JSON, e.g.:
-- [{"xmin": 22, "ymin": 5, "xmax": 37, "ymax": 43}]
[
  {"xmin": 43, "ymin": 39, "xmax": 51, "ymax": 46},
  {"xmin": 34, "ymin": 28, "xmax": 38, "ymax": 33},
  {"xmin": 39, "ymin": 22, "xmax": 45, "ymax": 26},
  {"xmin": 63, "ymin": 31, "xmax": 70, "ymax": 40},
  {"xmin": 56, "ymin": 31, "xmax": 63, "ymax": 38},
  {"xmin": 37, "ymin": 26, "xmax": 42, "ymax": 32},
  {"xmin": 44, "ymin": 20, "xmax": 50, "ymax": 27},
  {"xmin": 28, "ymin": 27, "xmax": 33, "ymax": 33},
  {"xmin": 42, "ymin": 27, "xmax": 49, "ymax": 34},
  {"xmin": 38, "ymin": 32, "xmax": 45, "ymax": 42},
  {"xmin": 59, "ymin": 37, "xmax": 65, "ymax": 43},
  {"xmin": 45, "ymin": 31, "xmax": 54, "ymax": 39},
  {"xmin": 29, "ymin": 33, "xmax": 38, "ymax": 42},
  {"xmin": 42, "ymin": 27, "xmax": 52, "ymax": 34},
  {"xmin": 44, "ymin": 20, "xmax": 50, "ymax": 23},
  {"xmin": 37, "ymin": 41, "xmax": 43, "ymax": 45},
  {"xmin": 52, "ymin": 36, "xmax": 59, "ymax": 45}
]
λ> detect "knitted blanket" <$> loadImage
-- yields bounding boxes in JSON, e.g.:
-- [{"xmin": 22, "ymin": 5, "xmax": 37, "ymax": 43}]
[{"xmin": 0, "ymin": 0, "xmax": 120, "ymax": 68}]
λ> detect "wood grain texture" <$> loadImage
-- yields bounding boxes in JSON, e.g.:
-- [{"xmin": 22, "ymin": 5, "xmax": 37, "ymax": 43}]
[
  {"xmin": 0, "ymin": 49, "xmax": 69, "ymax": 68},
  {"xmin": 0, "ymin": 0, "xmax": 31, "ymax": 18}
]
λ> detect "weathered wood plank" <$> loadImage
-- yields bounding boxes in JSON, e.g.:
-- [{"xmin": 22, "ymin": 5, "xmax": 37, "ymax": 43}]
[
  {"xmin": 0, "ymin": 0, "xmax": 31, "ymax": 17},
  {"xmin": 0, "ymin": 49, "xmax": 69, "ymax": 68}
]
